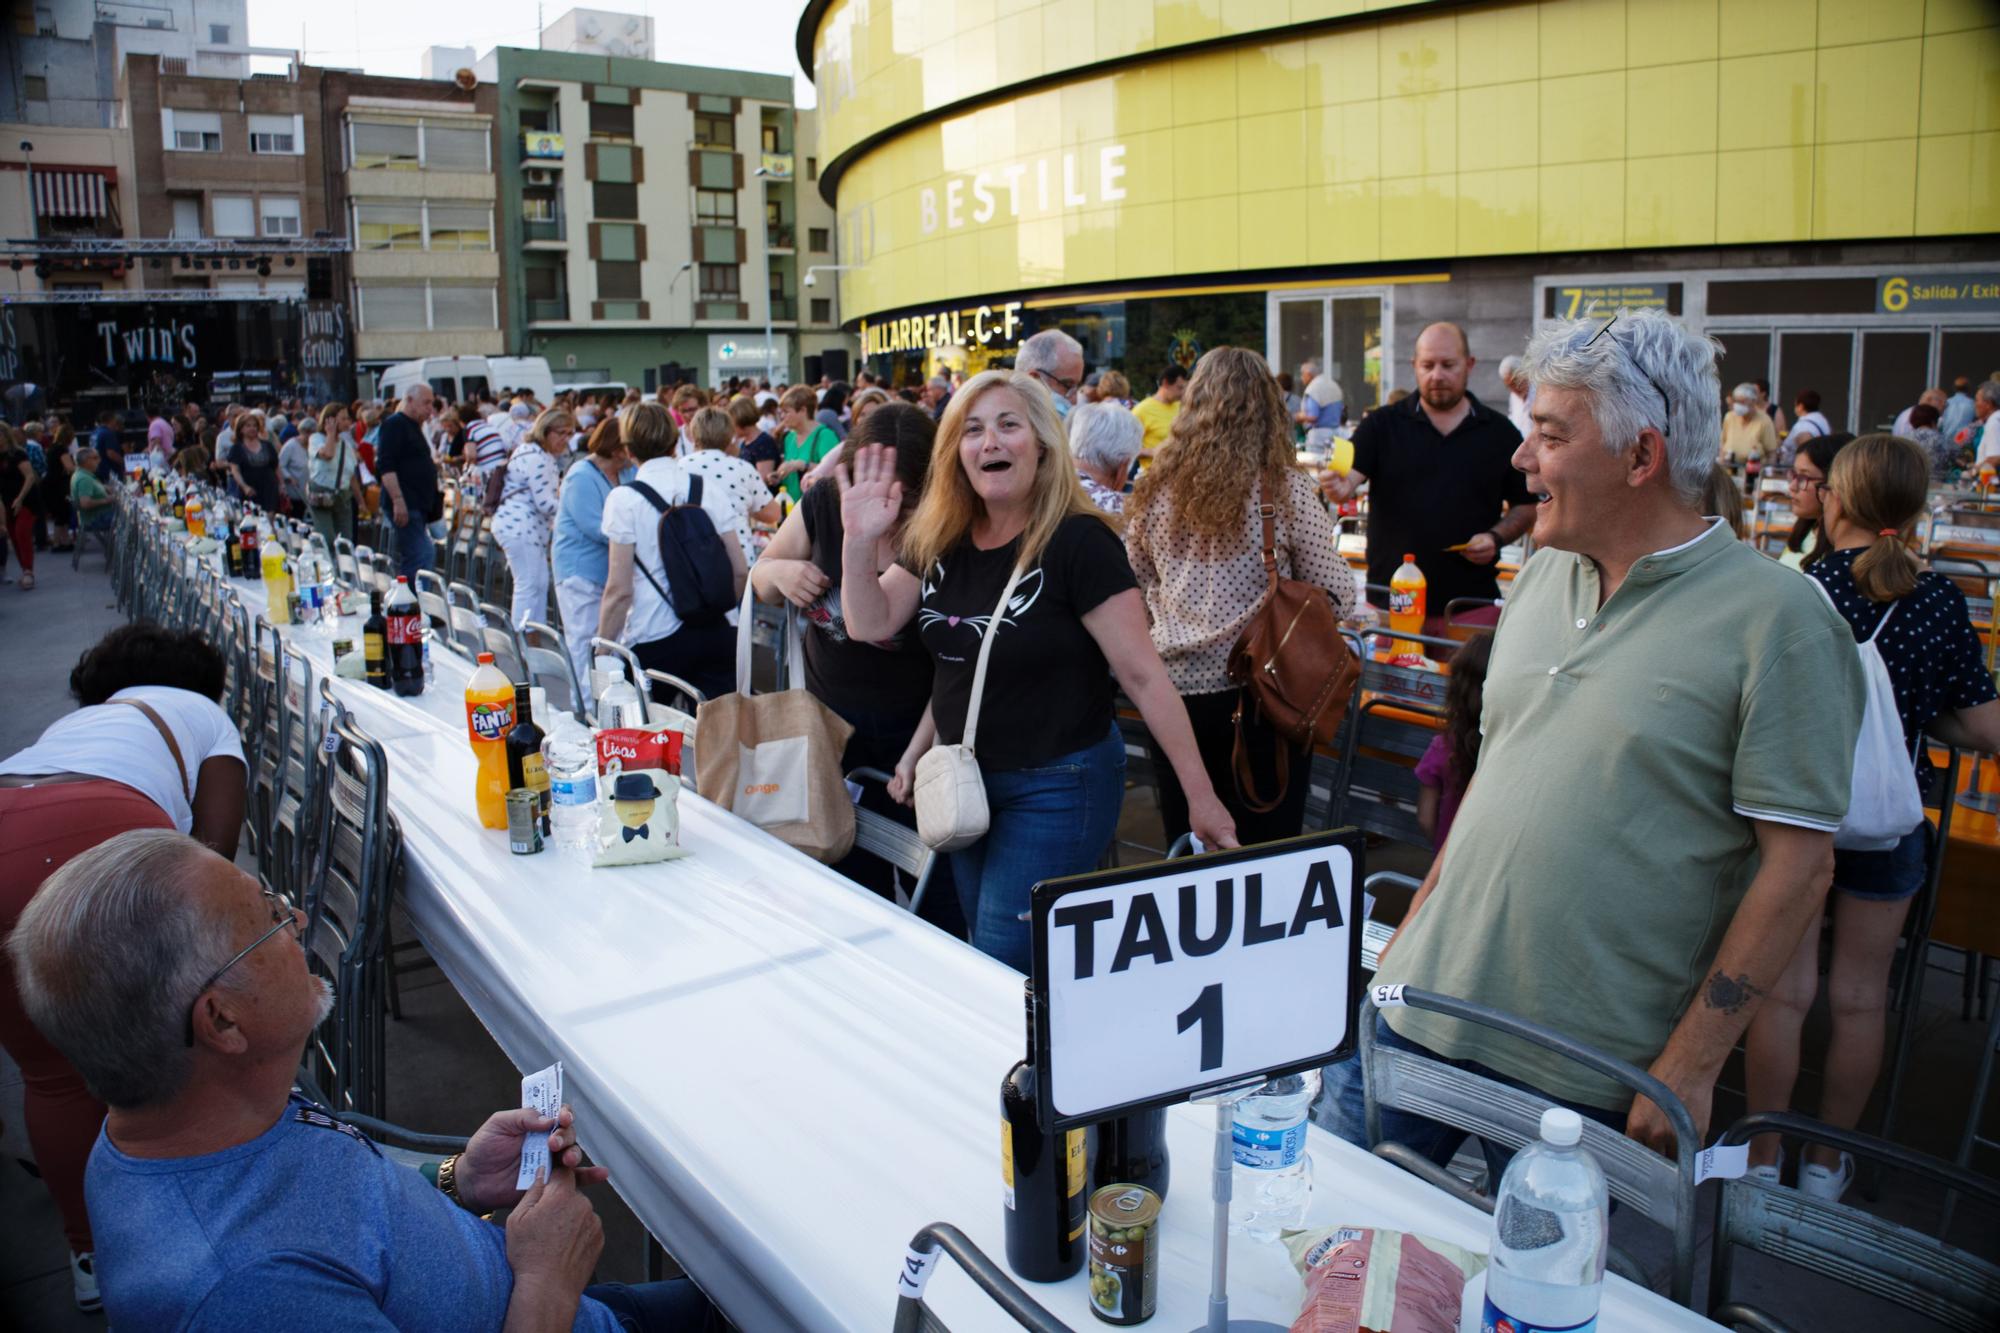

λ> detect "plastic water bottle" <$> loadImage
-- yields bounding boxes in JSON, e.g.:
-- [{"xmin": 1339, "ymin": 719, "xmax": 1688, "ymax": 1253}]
[
  {"xmin": 594, "ymin": 657, "xmax": 641, "ymax": 729},
  {"xmin": 1482, "ymin": 1108, "xmax": 1607, "ymax": 1333},
  {"xmin": 1228, "ymin": 1069, "xmax": 1319, "ymax": 1241},
  {"xmin": 542, "ymin": 710, "xmax": 598, "ymax": 854}
]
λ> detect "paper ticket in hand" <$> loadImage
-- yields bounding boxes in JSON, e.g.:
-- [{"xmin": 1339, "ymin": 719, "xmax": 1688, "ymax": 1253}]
[{"xmin": 516, "ymin": 1061, "xmax": 564, "ymax": 1189}]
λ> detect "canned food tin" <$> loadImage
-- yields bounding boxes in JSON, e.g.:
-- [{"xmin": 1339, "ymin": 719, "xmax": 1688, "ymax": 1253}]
[
  {"xmin": 1087, "ymin": 1184, "xmax": 1160, "ymax": 1324},
  {"xmin": 332, "ymin": 638, "xmax": 355, "ymax": 663},
  {"xmin": 506, "ymin": 788, "xmax": 544, "ymax": 855}
]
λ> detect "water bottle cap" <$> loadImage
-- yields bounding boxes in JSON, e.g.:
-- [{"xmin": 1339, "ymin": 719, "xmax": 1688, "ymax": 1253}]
[{"xmin": 1540, "ymin": 1106, "xmax": 1583, "ymax": 1146}]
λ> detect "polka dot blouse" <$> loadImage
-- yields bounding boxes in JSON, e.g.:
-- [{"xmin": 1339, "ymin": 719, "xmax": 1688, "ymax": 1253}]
[
  {"xmin": 1808, "ymin": 548, "xmax": 1997, "ymax": 781},
  {"xmin": 1125, "ymin": 467, "xmax": 1359, "ymax": 695}
]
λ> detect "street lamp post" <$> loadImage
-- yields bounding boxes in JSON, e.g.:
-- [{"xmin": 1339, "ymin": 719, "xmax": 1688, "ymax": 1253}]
[
  {"xmin": 752, "ymin": 165, "xmax": 780, "ymax": 387},
  {"xmin": 19, "ymin": 141, "xmax": 34, "ymax": 245},
  {"xmin": 667, "ymin": 260, "xmax": 694, "ymax": 384}
]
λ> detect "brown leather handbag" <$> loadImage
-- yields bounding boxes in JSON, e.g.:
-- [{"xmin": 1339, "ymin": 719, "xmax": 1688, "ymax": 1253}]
[{"xmin": 1224, "ymin": 488, "xmax": 1362, "ymax": 813}]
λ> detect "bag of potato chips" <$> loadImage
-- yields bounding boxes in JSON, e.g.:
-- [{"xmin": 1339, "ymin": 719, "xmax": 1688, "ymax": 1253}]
[
  {"xmin": 590, "ymin": 723, "xmax": 688, "ymax": 867},
  {"xmin": 1282, "ymin": 1225, "xmax": 1485, "ymax": 1333}
]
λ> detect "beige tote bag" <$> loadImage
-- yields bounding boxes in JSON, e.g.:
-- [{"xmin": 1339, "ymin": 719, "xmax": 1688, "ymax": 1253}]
[{"xmin": 694, "ymin": 584, "xmax": 856, "ymax": 863}]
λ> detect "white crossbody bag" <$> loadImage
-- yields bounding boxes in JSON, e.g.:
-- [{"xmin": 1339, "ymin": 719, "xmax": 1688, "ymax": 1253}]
[
  {"xmin": 1809, "ymin": 582, "xmax": 1924, "ymax": 851},
  {"xmin": 913, "ymin": 562, "xmax": 1028, "ymax": 852}
]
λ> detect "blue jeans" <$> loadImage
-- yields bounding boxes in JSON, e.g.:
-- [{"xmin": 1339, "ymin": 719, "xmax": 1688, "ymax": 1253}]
[
  {"xmin": 1315, "ymin": 1008, "xmax": 1628, "ymax": 1186},
  {"xmin": 392, "ymin": 511, "xmax": 434, "ymax": 580},
  {"xmin": 584, "ymin": 1279, "xmax": 719, "ymax": 1332},
  {"xmin": 951, "ymin": 724, "xmax": 1126, "ymax": 972}
]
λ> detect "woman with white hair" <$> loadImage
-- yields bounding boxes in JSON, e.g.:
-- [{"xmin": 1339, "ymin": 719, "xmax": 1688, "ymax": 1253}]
[
  {"xmin": 1721, "ymin": 380, "xmax": 1777, "ymax": 464},
  {"xmin": 1067, "ymin": 401, "xmax": 1143, "ymax": 513},
  {"xmin": 491, "ymin": 408, "xmax": 574, "ymax": 627}
]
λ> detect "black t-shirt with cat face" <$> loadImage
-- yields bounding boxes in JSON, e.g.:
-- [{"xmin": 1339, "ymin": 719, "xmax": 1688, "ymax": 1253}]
[{"xmin": 914, "ymin": 512, "xmax": 1135, "ymax": 771}]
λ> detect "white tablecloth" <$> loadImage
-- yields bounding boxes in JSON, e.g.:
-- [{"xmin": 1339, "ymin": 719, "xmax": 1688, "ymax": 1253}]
[{"xmin": 227, "ymin": 570, "xmax": 1712, "ymax": 1333}]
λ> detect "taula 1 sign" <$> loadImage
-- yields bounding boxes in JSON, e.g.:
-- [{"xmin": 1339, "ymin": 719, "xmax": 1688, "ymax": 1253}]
[{"xmin": 1030, "ymin": 829, "xmax": 1364, "ymax": 1129}]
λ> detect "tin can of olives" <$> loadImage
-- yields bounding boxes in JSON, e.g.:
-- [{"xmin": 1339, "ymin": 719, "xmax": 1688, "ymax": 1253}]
[
  {"xmin": 506, "ymin": 788, "xmax": 544, "ymax": 855},
  {"xmin": 1087, "ymin": 1184, "xmax": 1159, "ymax": 1324}
]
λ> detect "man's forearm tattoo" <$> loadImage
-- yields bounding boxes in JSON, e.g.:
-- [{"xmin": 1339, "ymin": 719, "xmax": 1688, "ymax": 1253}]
[{"xmin": 1703, "ymin": 969, "xmax": 1764, "ymax": 1016}]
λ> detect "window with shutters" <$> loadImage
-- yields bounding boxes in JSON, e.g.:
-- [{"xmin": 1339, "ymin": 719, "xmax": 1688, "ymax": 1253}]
[
  {"xmin": 811, "ymin": 298, "xmax": 832, "ymax": 324},
  {"xmin": 171, "ymin": 110, "xmax": 223, "ymax": 152},
  {"xmin": 260, "ymin": 197, "xmax": 301, "ymax": 237},
  {"xmin": 593, "ymin": 182, "xmax": 638, "ymax": 219},
  {"xmin": 699, "ymin": 264, "xmax": 738, "ymax": 301},
  {"xmin": 249, "ymin": 114, "xmax": 296, "ymax": 155},
  {"xmin": 427, "ymin": 205, "xmax": 492, "ymax": 251},
  {"xmin": 355, "ymin": 203, "xmax": 423, "ymax": 250},
  {"xmin": 358, "ymin": 285, "xmax": 427, "ymax": 331},
  {"xmin": 170, "ymin": 197, "xmax": 202, "ymax": 239},
  {"xmin": 697, "ymin": 152, "xmax": 735, "ymax": 191},
  {"xmin": 431, "ymin": 285, "xmax": 497, "ymax": 329},
  {"xmin": 693, "ymin": 111, "xmax": 733, "ymax": 149},
  {"xmin": 598, "ymin": 261, "xmax": 642, "ymax": 300},
  {"xmin": 211, "ymin": 195, "xmax": 255, "ymax": 238},
  {"xmin": 695, "ymin": 190, "xmax": 735, "ymax": 225},
  {"xmin": 24, "ymin": 76, "xmax": 46, "ymax": 102},
  {"xmin": 424, "ymin": 125, "xmax": 489, "ymax": 170},
  {"xmin": 352, "ymin": 121, "xmax": 419, "ymax": 170},
  {"xmin": 808, "ymin": 227, "xmax": 829, "ymax": 253},
  {"xmin": 589, "ymin": 102, "xmax": 634, "ymax": 143}
]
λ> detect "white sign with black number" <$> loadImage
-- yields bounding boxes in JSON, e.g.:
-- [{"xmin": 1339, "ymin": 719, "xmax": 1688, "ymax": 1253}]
[{"xmin": 1031, "ymin": 830, "xmax": 1362, "ymax": 1128}]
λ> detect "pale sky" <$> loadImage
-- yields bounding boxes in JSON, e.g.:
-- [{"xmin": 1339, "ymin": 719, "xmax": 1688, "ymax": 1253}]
[{"xmin": 246, "ymin": 0, "xmax": 817, "ymax": 105}]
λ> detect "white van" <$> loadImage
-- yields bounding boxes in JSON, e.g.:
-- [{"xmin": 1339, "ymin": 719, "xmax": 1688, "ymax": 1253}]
[{"xmin": 378, "ymin": 356, "xmax": 555, "ymax": 406}]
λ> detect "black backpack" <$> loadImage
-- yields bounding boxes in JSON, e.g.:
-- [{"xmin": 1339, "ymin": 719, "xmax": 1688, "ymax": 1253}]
[{"xmin": 630, "ymin": 477, "xmax": 734, "ymax": 627}]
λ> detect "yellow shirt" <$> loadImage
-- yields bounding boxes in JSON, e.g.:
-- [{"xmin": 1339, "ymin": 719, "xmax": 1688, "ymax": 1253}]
[
  {"xmin": 1131, "ymin": 396, "xmax": 1180, "ymax": 460},
  {"xmin": 1721, "ymin": 409, "xmax": 1777, "ymax": 463}
]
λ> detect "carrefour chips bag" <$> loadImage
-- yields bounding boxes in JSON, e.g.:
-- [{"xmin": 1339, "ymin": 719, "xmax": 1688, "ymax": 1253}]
[
  {"xmin": 590, "ymin": 723, "xmax": 688, "ymax": 867},
  {"xmin": 1282, "ymin": 1226, "xmax": 1485, "ymax": 1333}
]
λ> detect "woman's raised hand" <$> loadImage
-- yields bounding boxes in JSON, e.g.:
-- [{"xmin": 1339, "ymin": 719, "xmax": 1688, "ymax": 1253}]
[{"xmin": 836, "ymin": 443, "xmax": 903, "ymax": 546}]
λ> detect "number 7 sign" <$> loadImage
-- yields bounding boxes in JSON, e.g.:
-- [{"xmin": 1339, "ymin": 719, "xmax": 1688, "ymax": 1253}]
[{"xmin": 1030, "ymin": 829, "xmax": 1365, "ymax": 1130}]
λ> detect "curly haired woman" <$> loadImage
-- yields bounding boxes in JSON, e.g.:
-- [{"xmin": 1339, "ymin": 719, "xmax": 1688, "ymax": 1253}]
[{"xmin": 1124, "ymin": 346, "xmax": 1358, "ymax": 845}]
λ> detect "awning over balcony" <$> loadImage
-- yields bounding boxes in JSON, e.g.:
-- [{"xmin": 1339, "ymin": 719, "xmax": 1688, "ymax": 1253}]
[{"xmin": 34, "ymin": 170, "xmax": 111, "ymax": 219}]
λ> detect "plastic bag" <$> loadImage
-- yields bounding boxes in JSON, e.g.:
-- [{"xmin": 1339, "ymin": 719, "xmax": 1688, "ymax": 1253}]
[
  {"xmin": 590, "ymin": 723, "xmax": 688, "ymax": 867},
  {"xmin": 1282, "ymin": 1225, "xmax": 1485, "ymax": 1333}
]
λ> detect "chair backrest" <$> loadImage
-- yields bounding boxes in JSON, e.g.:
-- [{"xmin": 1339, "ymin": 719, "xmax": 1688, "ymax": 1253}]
[
  {"xmin": 845, "ymin": 767, "xmax": 936, "ymax": 913},
  {"xmin": 588, "ymin": 637, "xmax": 650, "ymax": 724},
  {"xmin": 520, "ymin": 621, "xmax": 587, "ymax": 721},
  {"xmin": 1709, "ymin": 1112, "xmax": 2000, "ymax": 1333},
  {"xmin": 302, "ymin": 677, "xmax": 398, "ymax": 1120},
  {"xmin": 1303, "ymin": 629, "xmax": 1371, "ymax": 830},
  {"xmin": 1340, "ymin": 697, "xmax": 1444, "ymax": 848},
  {"xmin": 333, "ymin": 536, "xmax": 359, "ymax": 586},
  {"xmin": 476, "ymin": 603, "xmax": 528, "ymax": 682},
  {"xmin": 1360, "ymin": 984, "xmax": 1700, "ymax": 1308},
  {"xmin": 1357, "ymin": 870, "xmax": 1413, "ymax": 973},
  {"xmin": 445, "ymin": 580, "xmax": 488, "ymax": 657}
]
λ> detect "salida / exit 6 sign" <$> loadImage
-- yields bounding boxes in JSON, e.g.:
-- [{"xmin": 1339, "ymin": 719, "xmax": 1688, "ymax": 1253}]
[{"xmin": 1030, "ymin": 830, "xmax": 1364, "ymax": 1129}]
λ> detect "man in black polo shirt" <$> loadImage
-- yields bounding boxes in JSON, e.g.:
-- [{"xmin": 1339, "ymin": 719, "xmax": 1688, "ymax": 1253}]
[
  {"xmin": 375, "ymin": 382, "xmax": 439, "ymax": 579},
  {"xmin": 1324, "ymin": 322, "xmax": 1534, "ymax": 633}
]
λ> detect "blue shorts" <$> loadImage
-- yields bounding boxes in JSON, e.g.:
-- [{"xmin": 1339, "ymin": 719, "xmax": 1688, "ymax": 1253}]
[{"xmin": 1832, "ymin": 824, "xmax": 1928, "ymax": 902}]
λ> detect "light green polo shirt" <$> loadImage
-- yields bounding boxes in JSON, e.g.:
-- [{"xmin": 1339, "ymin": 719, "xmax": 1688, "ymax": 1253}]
[{"xmin": 1374, "ymin": 519, "xmax": 1864, "ymax": 1110}]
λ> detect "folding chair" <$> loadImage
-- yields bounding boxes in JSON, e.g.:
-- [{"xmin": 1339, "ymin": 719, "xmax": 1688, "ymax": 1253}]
[
  {"xmin": 521, "ymin": 620, "xmax": 588, "ymax": 721},
  {"xmin": 1357, "ymin": 870, "xmax": 1412, "ymax": 974},
  {"xmin": 333, "ymin": 535, "xmax": 359, "ymax": 587},
  {"xmin": 443, "ymin": 580, "xmax": 488, "ymax": 659},
  {"xmin": 891, "ymin": 1223, "xmax": 1068, "ymax": 1333},
  {"xmin": 1708, "ymin": 1112, "xmax": 2000, "ymax": 1332},
  {"xmin": 639, "ymin": 670, "xmax": 704, "ymax": 783},
  {"xmin": 1340, "ymin": 697, "xmax": 1445, "ymax": 849},
  {"xmin": 72, "ymin": 515, "xmax": 115, "ymax": 571},
  {"xmin": 1878, "ymin": 746, "xmax": 1966, "ymax": 1150},
  {"xmin": 267, "ymin": 641, "xmax": 322, "ymax": 906},
  {"xmin": 588, "ymin": 636, "xmax": 650, "ymax": 724},
  {"xmin": 845, "ymin": 767, "xmax": 939, "ymax": 914},
  {"xmin": 1357, "ymin": 984, "xmax": 1701, "ymax": 1307},
  {"xmin": 476, "ymin": 601, "xmax": 529, "ymax": 683}
]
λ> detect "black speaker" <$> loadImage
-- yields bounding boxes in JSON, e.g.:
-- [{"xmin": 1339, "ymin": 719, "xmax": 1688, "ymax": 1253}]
[
  {"xmin": 802, "ymin": 355, "xmax": 822, "ymax": 385},
  {"xmin": 307, "ymin": 257, "xmax": 334, "ymax": 300},
  {"xmin": 820, "ymin": 349, "xmax": 849, "ymax": 382},
  {"xmin": 643, "ymin": 367, "xmax": 658, "ymax": 393}
]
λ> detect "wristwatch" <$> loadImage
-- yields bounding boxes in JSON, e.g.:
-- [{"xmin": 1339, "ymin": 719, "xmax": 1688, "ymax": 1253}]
[{"xmin": 436, "ymin": 1153, "xmax": 467, "ymax": 1208}]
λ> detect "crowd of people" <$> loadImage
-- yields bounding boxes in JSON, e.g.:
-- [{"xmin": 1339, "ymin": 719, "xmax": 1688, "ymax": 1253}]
[{"xmin": 1, "ymin": 306, "xmax": 1998, "ymax": 1327}]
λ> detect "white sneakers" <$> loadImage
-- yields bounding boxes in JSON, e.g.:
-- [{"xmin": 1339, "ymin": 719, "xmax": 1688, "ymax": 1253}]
[
  {"xmin": 71, "ymin": 1249, "xmax": 101, "ymax": 1313},
  {"xmin": 1745, "ymin": 1148, "xmax": 1784, "ymax": 1185},
  {"xmin": 1797, "ymin": 1152, "xmax": 1856, "ymax": 1204}
]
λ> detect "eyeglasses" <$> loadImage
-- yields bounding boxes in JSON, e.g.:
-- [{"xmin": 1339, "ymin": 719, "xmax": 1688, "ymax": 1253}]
[
  {"xmin": 1787, "ymin": 472, "xmax": 1828, "ymax": 493},
  {"xmin": 184, "ymin": 888, "xmax": 304, "ymax": 1047},
  {"xmin": 1031, "ymin": 368, "xmax": 1080, "ymax": 397},
  {"xmin": 1583, "ymin": 315, "xmax": 1672, "ymax": 439}
]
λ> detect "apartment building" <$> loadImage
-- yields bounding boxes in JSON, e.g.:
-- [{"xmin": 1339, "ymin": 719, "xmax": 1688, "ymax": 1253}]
[
  {"xmin": 487, "ymin": 38, "xmax": 853, "ymax": 389},
  {"xmin": 122, "ymin": 52, "xmax": 329, "ymax": 296},
  {"xmin": 318, "ymin": 68, "xmax": 503, "ymax": 375}
]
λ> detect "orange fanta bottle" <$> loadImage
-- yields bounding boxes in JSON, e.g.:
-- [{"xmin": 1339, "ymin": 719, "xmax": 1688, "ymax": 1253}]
[
  {"xmin": 465, "ymin": 652, "xmax": 516, "ymax": 830},
  {"xmin": 1388, "ymin": 554, "xmax": 1427, "ymax": 662}
]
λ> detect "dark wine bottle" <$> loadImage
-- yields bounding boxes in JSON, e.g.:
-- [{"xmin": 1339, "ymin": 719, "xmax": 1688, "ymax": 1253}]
[
  {"xmin": 506, "ymin": 683, "xmax": 550, "ymax": 834},
  {"xmin": 363, "ymin": 590, "xmax": 391, "ymax": 690},
  {"xmin": 1001, "ymin": 982, "xmax": 1086, "ymax": 1282},
  {"xmin": 1091, "ymin": 1106, "xmax": 1170, "ymax": 1200}
]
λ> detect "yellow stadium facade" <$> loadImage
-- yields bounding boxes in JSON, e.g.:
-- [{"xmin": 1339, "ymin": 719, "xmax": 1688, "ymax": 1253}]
[{"xmin": 799, "ymin": 0, "xmax": 2000, "ymax": 425}]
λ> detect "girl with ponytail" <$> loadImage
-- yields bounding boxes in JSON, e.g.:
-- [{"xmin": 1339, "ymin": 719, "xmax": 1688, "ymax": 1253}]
[{"xmin": 1745, "ymin": 432, "xmax": 2000, "ymax": 1202}]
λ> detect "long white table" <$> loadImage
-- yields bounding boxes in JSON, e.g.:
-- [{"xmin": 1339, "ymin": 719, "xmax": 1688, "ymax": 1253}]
[{"xmin": 216, "ymin": 554, "xmax": 1712, "ymax": 1333}]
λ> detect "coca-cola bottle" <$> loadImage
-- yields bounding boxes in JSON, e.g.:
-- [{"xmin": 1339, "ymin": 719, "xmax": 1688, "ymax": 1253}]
[{"xmin": 384, "ymin": 576, "xmax": 425, "ymax": 697}]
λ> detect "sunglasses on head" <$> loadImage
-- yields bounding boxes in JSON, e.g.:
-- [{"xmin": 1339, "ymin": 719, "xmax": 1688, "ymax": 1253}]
[{"xmin": 1582, "ymin": 314, "xmax": 1672, "ymax": 439}]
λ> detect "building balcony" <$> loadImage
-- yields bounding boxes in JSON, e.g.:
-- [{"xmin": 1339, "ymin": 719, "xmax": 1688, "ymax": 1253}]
[
  {"xmin": 527, "ymin": 297, "xmax": 569, "ymax": 323},
  {"xmin": 522, "ymin": 132, "xmax": 565, "ymax": 162},
  {"xmin": 769, "ymin": 296, "xmax": 797, "ymax": 321},
  {"xmin": 765, "ymin": 225, "xmax": 794, "ymax": 252},
  {"xmin": 523, "ymin": 217, "xmax": 566, "ymax": 244}
]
